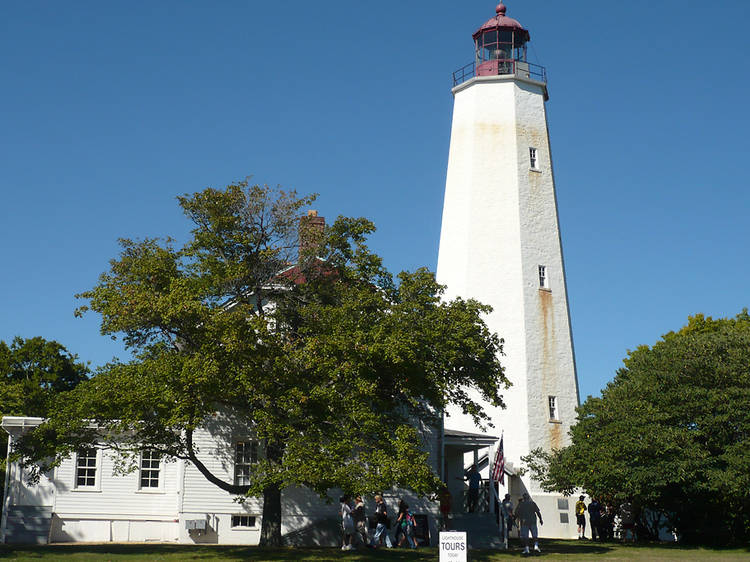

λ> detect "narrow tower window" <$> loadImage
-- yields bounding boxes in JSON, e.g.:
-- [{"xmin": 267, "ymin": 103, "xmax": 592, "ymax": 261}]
[
  {"xmin": 529, "ymin": 147, "xmax": 539, "ymax": 170},
  {"xmin": 548, "ymin": 396, "xmax": 559, "ymax": 420},
  {"xmin": 538, "ymin": 265, "xmax": 549, "ymax": 289}
]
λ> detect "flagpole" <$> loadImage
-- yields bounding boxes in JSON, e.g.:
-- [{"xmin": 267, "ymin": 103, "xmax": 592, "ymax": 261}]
[
  {"xmin": 494, "ymin": 431, "xmax": 506, "ymax": 546},
  {"xmin": 489, "ymin": 443, "xmax": 496, "ymax": 517}
]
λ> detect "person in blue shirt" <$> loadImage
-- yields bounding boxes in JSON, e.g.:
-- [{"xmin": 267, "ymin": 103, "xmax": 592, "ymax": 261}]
[
  {"xmin": 588, "ymin": 497, "xmax": 602, "ymax": 541},
  {"xmin": 465, "ymin": 465, "xmax": 482, "ymax": 513}
]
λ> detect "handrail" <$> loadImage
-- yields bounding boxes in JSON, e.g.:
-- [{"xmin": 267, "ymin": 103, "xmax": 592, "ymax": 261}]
[
  {"xmin": 452, "ymin": 62, "xmax": 477, "ymax": 87},
  {"xmin": 452, "ymin": 60, "xmax": 547, "ymax": 87}
]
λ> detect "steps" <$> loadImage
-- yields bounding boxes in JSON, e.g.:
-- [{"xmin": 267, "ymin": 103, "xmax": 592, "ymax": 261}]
[
  {"xmin": 446, "ymin": 513, "xmax": 506, "ymax": 549},
  {"xmin": 5, "ymin": 506, "xmax": 53, "ymax": 544}
]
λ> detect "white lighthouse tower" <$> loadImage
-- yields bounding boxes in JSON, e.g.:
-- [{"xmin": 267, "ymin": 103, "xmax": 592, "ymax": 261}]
[{"xmin": 437, "ymin": 3, "xmax": 580, "ymax": 537}]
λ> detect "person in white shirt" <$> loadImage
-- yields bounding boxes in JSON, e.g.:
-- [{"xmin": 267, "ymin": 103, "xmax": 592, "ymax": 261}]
[{"xmin": 340, "ymin": 496, "xmax": 355, "ymax": 550}]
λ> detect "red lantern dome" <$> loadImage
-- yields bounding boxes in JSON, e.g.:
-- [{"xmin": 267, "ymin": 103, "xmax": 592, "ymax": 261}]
[
  {"xmin": 474, "ymin": 3, "xmax": 529, "ymax": 38},
  {"xmin": 473, "ymin": 3, "xmax": 530, "ymax": 77},
  {"xmin": 452, "ymin": 2, "xmax": 547, "ymax": 90}
]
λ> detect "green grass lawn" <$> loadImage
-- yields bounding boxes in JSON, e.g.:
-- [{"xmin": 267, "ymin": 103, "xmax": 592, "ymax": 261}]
[{"xmin": 0, "ymin": 541, "xmax": 747, "ymax": 561}]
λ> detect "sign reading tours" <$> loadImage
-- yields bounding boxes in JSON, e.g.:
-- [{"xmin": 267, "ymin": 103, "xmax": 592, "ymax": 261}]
[{"xmin": 439, "ymin": 531, "xmax": 467, "ymax": 562}]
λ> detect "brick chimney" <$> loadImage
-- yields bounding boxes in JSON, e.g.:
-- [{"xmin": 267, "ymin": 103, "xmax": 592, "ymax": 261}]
[{"xmin": 299, "ymin": 210, "xmax": 325, "ymax": 257}]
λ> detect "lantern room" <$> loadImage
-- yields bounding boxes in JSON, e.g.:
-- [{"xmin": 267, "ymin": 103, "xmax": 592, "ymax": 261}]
[
  {"xmin": 472, "ymin": 3, "xmax": 530, "ymax": 77},
  {"xmin": 452, "ymin": 2, "xmax": 546, "ymax": 87}
]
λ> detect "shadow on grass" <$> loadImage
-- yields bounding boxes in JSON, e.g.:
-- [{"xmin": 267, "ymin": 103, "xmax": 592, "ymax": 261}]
[
  {"xmin": 470, "ymin": 539, "xmax": 750, "ymax": 560},
  {"xmin": 470, "ymin": 539, "xmax": 613, "ymax": 560},
  {"xmin": 0, "ymin": 541, "xmax": 613, "ymax": 561},
  {"xmin": 0, "ymin": 540, "xmax": 747, "ymax": 561},
  {"xmin": 0, "ymin": 541, "xmax": 628, "ymax": 561},
  {"xmin": 0, "ymin": 544, "xmax": 439, "ymax": 561}
]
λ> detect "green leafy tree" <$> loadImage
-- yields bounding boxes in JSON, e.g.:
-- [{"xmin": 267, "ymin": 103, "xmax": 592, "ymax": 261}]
[
  {"xmin": 0, "ymin": 336, "xmax": 89, "ymax": 418},
  {"xmin": 0, "ymin": 336, "xmax": 88, "ymax": 498},
  {"xmin": 14, "ymin": 180, "xmax": 508, "ymax": 547},
  {"xmin": 524, "ymin": 311, "xmax": 750, "ymax": 544}
]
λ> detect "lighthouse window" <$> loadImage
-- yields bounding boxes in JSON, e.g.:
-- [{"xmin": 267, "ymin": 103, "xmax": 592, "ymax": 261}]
[
  {"xmin": 538, "ymin": 265, "xmax": 548, "ymax": 289},
  {"xmin": 548, "ymin": 396, "xmax": 559, "ymax": 420},
  {"xmin": 529, "ymin": 147, "xmax": 539, "ymax": 170},
  {"xmin": 478, "ymin": 30, "xmax": 514, "ymax": 63},
  {"xmin": 483, "ymin": 31, "xmax": 498, "ymax": 45}
]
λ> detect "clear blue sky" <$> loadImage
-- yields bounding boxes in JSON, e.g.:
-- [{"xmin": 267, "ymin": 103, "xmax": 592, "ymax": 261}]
[{"xmin": 2, "ymin": 0, "xmax": 749, "ymax": 401}]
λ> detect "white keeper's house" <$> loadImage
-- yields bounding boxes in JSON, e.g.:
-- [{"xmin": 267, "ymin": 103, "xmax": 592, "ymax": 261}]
[
  {"xmin": 2, "ymin": 1, "xmax": 581, "ymax": 545},
  {"xmin": 1, "ymin": 413, "xmax": 441, "ymax": 545}
]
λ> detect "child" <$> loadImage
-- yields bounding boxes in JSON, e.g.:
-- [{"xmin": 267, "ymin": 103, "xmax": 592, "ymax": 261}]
[{"xmin": 397, "ymin": 503, "xmax": 417, "ymax": 549}]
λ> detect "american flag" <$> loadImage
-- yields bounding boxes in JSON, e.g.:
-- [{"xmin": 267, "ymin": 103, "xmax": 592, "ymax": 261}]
[{"xmin": 491, "ymin": 435, "xmax": 505, "ymax": 484}]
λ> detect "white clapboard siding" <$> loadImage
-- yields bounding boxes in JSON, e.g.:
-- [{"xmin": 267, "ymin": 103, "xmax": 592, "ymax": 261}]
[
  {"xmin": 180, "ymin": 419, "xmax": 262, "ymax": 515},
  {"xmin": 52, "ymin": 449, "xmax": 180, "ymax": 519},
  {"xmin": 3, "ymin": 414, "xmax": 442, "ymax": 545}
]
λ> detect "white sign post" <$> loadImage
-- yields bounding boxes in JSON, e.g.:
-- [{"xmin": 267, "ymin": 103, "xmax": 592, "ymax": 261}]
[{"xmin": 439, "ymin": 531, "xmax": 467, "ymax": 562}]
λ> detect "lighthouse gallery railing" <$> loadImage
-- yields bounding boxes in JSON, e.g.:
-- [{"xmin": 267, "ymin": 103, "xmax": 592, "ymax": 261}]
[{"xmin": 452, "ymin": 60, "xmax": 547, "ymax": 87}]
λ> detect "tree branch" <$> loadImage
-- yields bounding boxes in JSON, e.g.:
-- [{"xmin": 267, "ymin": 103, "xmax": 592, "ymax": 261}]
[{"xmin": 185, "ymin": 427, "xmax": 251, "ymax": 496}]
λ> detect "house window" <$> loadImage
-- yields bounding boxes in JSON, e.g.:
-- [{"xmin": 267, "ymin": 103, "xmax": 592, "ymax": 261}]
[
  {"xmin": 234, "ymin": 442, "xmax": 257, "ymax": 486},
  {"xmin": 548, "ymin": 396, "xmax": 559, "ymax": 420},
  {"xmin": 538, "ymin": 265, "xmax": 549, "ymax": 289},
  {"xmin": 529, "ymin": 147, "xmax": 539, "ymax": 170},
  {"xmin": 75, "ymin": 448, "xmax": 98, "ymax": 488},
  {"xmin": 231, "ymin": 515, "xmax": 257, "ymax": 528},
  {"xmin": 140, "ymin": 450, "xmax": 161, "ymax": 489}
]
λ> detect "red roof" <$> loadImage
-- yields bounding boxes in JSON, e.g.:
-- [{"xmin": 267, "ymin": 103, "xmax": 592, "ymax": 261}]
[{"xmin": 473, "ymin": 3, "xmax": 529, "ymax": 40}]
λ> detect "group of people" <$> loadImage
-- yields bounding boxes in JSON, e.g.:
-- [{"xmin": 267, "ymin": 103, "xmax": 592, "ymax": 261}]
[
  {"xmin": 340, "ymin": 486, "xmax": 638, "ymax": 553},
  {"xmin": 575, "ymin": 495, "xmax": 636, "ymax": 542},
  {"xmin": 498, "ymin": 492, "xmax": 544, "ymax": 556},
  {"xmin": 459, "ymin": 465, "xmax": 547, "ymax": 556},
  {"xmin": 339, "ymin": 494, "xmax": 419, "ymax": 551}
]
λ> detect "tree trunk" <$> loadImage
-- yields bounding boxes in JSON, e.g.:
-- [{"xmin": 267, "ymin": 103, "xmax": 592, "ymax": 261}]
[
  {"xmin": 259, "ymin": 481, "xmax": 282, "ymax": 547},
  {"xmin": 259, "ymin": 441, "xmax": 283, "ymax": 547}
]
